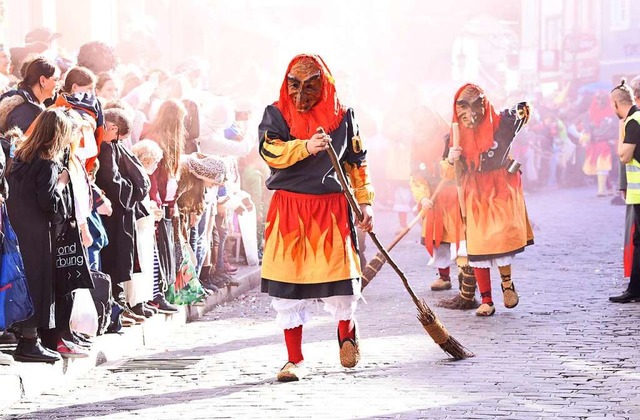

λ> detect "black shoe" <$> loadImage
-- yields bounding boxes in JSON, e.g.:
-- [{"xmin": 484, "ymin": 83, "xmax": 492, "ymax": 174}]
[
  {"xmin": 609, "ymin": 290, "xmax": 640, "ymax": 303},
  {"xmin": 143, "ymin": 302, "xmax": 159, "ymax": 315},
  {"xmin": 13, "ymin": 337, "xmax": 61, "ymax": 363},
  {"xmin": 131, "ymin": 303, "xmax": 154, "ymax": 318},
  {"xmin": 0, "ymin": 330, "xmax": 18, "ymax": 344},
  {"xmin": 200, "ymin": 280, "xmax": 219, "ymax": 293},
  {"xmin": 151, "ymin": 295, "xmax": 179, "ymax": 314}
]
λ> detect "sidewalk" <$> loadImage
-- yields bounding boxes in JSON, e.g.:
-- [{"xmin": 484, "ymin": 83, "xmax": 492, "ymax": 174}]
[{"xmin": 0, "ymin": 265, "xmax": 262, "ymax": 408}]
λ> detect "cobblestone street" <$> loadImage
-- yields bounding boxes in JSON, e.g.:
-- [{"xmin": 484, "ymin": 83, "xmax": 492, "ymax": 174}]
[{"xmin": 4, "ymin": 186, "xmax": 639, "ymax": 420}]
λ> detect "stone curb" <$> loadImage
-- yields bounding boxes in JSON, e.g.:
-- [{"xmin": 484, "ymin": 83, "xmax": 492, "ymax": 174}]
[{"xmin": 0, "ymin": 265, "xmax": 262, "ymax": 407}]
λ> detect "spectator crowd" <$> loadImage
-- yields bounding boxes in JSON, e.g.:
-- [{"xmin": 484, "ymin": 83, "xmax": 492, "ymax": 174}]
[{"xmin": 0, "ymin": 27, "xmax": 268, "ymax": 365}]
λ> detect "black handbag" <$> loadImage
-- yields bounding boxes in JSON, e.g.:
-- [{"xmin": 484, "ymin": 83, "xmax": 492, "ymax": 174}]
[{"xmin": 55, "ymin": 176, "xmax": 94, "ymax": 296}]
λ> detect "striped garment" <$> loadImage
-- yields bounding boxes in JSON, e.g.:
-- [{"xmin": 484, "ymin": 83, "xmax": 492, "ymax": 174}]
[{"xmin": 153, "ymin": 246, "xmax": 162, "ymax": 298}]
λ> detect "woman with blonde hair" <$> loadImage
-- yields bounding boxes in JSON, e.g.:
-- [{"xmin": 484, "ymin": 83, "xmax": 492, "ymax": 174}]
[
  {"xmin": 129, "ymin": 139, "xmax": 178, "ymax": 314},
  {"xmin": 140, "ymin": 99, "xmax": 186, "ymax": 209},
  {"xmin": 6, "ymin": 108, "xmax": 76, "ymax": 362}
]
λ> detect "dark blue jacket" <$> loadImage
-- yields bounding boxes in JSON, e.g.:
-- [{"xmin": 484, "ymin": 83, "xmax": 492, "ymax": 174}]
[{"xmin": 0, "ymin": 88, "xmax": 43, "ymax": 133}]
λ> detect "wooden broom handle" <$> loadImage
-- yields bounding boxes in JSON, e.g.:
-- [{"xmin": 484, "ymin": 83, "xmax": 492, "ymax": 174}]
[
  {"xmin": 385, "ymin": 210, "xmax": 422, "ymax": 252},
  {"xmin": 316, "ymin": 127, "xmax": 364, "ymax": 221},
  {"xmin": 317, "ymin": 126, "xmax": 427, "ymax": 306},
  {"xmin": 451, "ymin": 122, "xmax": 466, "ymax": 218},
  {"xmin": 452, "ymin": 122, "xmax": 461, "ymax": 187}
]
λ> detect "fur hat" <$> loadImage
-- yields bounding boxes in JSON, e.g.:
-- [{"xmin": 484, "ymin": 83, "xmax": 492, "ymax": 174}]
[{"xmin": 185, "ymin": 153, "xmax": 226, "ymax": 185}]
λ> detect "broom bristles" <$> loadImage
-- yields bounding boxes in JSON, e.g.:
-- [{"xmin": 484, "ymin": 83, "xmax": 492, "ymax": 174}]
[
  {"xmin": 439, "ymin": 336, "xmax": 475, "ymax": 359},
  {"xmin": 436, "ymin": 294, "xmax": 480, "ymax": 310},
  {"xmin": 437, "ymin": 270, "xmax": 479, "ymax": 309},
  {"xmin": 416, "ymin": 299, "xmax": 474, "ymax": 359}
]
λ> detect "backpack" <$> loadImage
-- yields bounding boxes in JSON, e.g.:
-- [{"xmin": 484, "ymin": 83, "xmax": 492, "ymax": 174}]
[{"xmin": 89, "ymin": 270, "xmax": 114, "ymax": 335}]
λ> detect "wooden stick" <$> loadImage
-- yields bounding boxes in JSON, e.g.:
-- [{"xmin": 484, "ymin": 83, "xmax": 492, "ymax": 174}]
[
  {"xmin": 451, "ymin": 122, "xmax": 466, "ymax": 219},
  {"xmin": 360, "ymin": 210, "xmax": 422, "ymax": 289}
]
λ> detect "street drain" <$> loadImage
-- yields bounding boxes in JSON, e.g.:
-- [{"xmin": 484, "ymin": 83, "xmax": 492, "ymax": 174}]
[{"xmin": 108, "ymin": 358, "xmax": 202, "ymax": 372}]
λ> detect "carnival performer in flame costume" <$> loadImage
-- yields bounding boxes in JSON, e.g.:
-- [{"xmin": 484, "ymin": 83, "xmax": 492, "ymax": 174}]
[
  {"xmin": 259, "ymin": 54, "xmax": 374, "ymax": 381},
  {"xmin": 446, "ymin": 83, "xmax": 533, "ymax": 316}
]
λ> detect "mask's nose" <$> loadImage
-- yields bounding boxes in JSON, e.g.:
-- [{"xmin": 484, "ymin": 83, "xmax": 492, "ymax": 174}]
[{"xmin": 469, "ymin": 111, "xmax": 479, "ymax": 125}]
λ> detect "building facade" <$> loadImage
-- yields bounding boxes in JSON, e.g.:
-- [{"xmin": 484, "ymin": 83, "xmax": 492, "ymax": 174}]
[{"xmin": 599, "ymin": 0, "xmax": 640, "ymax": 84}]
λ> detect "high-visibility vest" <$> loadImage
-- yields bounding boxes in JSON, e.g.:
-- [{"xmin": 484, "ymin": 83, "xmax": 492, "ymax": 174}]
[{"xmin": 625, "ymin": 111, "xmax": 640, "ymax": 204}]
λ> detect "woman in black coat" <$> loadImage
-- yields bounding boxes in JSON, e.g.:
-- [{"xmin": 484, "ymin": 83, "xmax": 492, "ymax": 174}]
[{"xmin": 6, "ymin": 108, "xmax": 74, "ymax": 363}]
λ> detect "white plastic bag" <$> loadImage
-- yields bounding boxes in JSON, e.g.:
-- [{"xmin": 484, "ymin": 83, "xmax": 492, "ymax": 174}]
[
  {"xmin": 237, "ymin": 205, "xmax": 259, "ymax": 266},
  {"xmin": 124, "ymin": 215, "xmax": 155, "ymax": 306},
  {"xmin": 70, "ymin": 288, "xmax": 99, "ymax": 337}
]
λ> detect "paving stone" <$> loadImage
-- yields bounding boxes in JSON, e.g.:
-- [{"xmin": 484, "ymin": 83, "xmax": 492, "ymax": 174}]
[{"xmin": 2, "ymin": 187, "xmax": 640, "ymax": 418}]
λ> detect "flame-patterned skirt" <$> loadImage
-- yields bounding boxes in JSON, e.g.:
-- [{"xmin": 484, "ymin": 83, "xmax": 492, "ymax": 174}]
[
  {"xmin": 261, "ymin": 190, "xmax": 362, "ymax": 299},
  {"xmin": 463, "ymin": 168, "xmax": 534, "ymax": 262}
]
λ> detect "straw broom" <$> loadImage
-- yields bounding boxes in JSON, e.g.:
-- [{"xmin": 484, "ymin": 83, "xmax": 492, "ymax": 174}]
[{"xmin": 318, "ymin": 127, "xmax": 474, "ymax": 360}]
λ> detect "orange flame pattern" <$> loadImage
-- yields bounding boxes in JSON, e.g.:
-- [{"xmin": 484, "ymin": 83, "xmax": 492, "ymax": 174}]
[
  {"xmin": 463, "ymin": 169, "xmax": 533, "ymax": 257},
  {"xmin": 422, "ymin": 183, "xmax": 465, "ymax": 256},
  {"xmin": 262, "ymin": 191, "xmax": 361, "ymax": 283}
]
